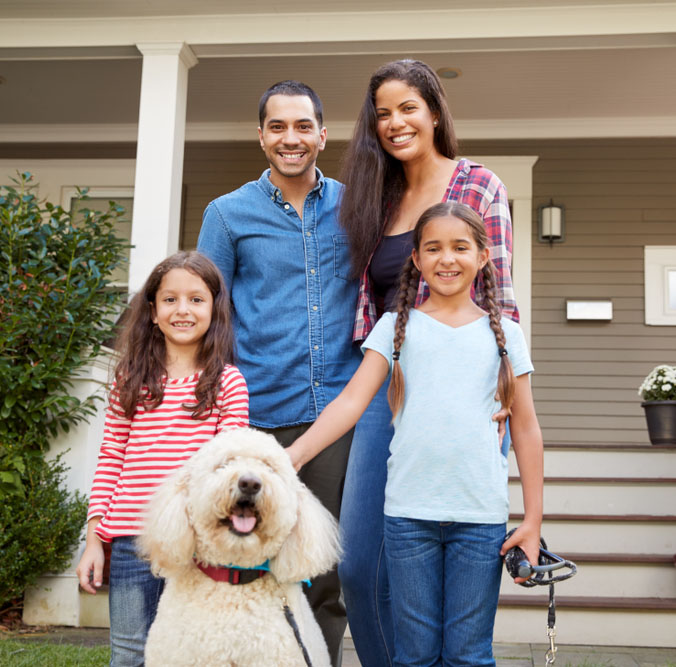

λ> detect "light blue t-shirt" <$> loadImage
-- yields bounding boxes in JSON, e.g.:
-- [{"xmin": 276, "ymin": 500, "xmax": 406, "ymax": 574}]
[{"xmin": 362, "ymin": 310, "xmax": 534, "ymax": 524}]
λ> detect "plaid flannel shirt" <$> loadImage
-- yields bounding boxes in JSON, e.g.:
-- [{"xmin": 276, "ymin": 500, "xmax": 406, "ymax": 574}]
[{"xmin": 353, "ymin": 158, "xmax": 519, "ymax": 342}]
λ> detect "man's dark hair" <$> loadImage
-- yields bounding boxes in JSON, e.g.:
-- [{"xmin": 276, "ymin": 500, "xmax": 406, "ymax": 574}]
[{"xmin": 258, "ymin": 80, "xmax": 323, "ymax": 127}]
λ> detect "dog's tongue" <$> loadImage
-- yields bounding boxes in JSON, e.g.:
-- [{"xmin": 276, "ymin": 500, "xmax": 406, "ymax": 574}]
[{"xmin": 231, "ymin": 508, "xmax": 256, "ymax": 534}]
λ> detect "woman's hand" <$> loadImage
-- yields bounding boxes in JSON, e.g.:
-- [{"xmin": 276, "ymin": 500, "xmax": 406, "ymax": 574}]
[
  {"xmin": 500, "ymin": 522, "xmax": 541, "ymax": 584},
  {"xmin": 492, "ymin": 406, "xmax": 510, "ymax": 445}
]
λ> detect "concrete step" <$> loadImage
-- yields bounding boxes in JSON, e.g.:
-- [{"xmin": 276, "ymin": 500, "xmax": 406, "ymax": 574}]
[
  {"xmin": 507, "ymin": 515, "xmax": 676, "ymax": 554},
  {"xmin": 508, "ymin": 478, "xmax": 676, "ymax": 516},
  {"xmin": 499, "ymin": 554, "xmax": 676, "ymax": 599},
  {"xmin": 507, "ymin": 444, "xmax": 676, "ymax": 479}
]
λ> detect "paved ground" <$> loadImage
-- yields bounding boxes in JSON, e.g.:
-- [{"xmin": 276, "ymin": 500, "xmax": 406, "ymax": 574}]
[{"xmin": 4, "ymin": 627, "xmax": 676, "ymax": 666}]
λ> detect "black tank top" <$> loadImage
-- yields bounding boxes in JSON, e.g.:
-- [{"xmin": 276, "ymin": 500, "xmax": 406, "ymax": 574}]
[{"xmin": 369, "ymin": 230, "xmax": 415, "ymax": 312}]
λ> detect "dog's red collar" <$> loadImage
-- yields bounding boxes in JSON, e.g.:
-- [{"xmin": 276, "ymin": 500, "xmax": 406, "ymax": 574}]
[{"xmin": 193, "ymin": 560, "xmax": 268, "ymax": 585}]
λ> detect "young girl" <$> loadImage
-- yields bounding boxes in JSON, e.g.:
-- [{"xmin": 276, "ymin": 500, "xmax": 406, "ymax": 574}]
[
  {"xmin": 76, "ymin": 251, "xmax": 249, "ymax": 666},
  {"xmin": 287, "ymin": 203, "xmax": 543, "ymax": 666}
]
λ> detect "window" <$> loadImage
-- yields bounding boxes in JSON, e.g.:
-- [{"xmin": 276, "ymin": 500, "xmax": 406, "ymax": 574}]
[
  {"xmin": 644, "ymin": 246, "xmax": 676, "ymax": 325},
  {"xmin": 62, "ymin": 187, "xmax": 134, "ymax": 288}
]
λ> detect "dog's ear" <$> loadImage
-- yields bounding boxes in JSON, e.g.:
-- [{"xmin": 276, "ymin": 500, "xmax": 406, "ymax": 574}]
[
  {"xmin": 137, "ymin": 464, "xmax": 195, "ymax": 575},
  {"xmin": 269, "ymin": 482, "xmax": 341, "ymax": 584}
]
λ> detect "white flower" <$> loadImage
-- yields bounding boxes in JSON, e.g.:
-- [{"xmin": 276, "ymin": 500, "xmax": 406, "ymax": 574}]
[{"xmin": 639, "ymin": 364, "xmax": 676, "ymax": 400}]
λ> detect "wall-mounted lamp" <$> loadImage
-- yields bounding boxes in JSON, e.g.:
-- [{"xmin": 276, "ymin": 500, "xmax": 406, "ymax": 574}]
[{"xmin": 538, "ymin": 201, "xmax": 565, "ymax": 244}]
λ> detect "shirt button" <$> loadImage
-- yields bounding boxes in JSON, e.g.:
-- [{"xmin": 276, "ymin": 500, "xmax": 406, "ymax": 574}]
[
  {"xmin": 306, "ymin": 231, "xmax": 311, "ymax": 237},
  {"xmin": 310, "ymin": 268, "xmax": 316, "ymax": 274},
  {"xmin": 284, "ymin": 204, "xmax": 290, "ymax": 210},
  {"xmin": 314, "ymin": 382, "xmax": 319, "ymax": 387},
  {"xmin": 314, "ymin": 345, "xmax": 319, "ymax": 350},
  {"xmin": 312, "ymin": 305, "xmax": 318, "ymax": 311}
]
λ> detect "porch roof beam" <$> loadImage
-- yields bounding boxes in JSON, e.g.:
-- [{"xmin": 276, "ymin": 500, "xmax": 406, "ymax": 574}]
[{"xmin": 0, "ymin": 5, "xmax": 675, "ymax": 49}]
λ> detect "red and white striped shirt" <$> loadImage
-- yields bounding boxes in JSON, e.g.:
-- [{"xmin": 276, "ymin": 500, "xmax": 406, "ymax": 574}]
[{"xmin": 87, "ymin": 366, "xmax": 249, "ymax": 541}]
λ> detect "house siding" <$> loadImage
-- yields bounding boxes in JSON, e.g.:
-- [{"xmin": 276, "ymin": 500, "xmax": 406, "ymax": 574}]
[{"xmin": 465, "ymin": 138, "xmax": 676, "ymax": 445}]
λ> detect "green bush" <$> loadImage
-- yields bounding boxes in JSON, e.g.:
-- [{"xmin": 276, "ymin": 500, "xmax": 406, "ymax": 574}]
[
  {"xmin": 0, "ymin": 171, "xmax": 128, "ymax": 608},
  {"xmin": 0, "ymin": 454, "xmax": 88, "ymax": 607},
  {"xmin": 0, "ymin": 172, "xmax": 128, "ymax": 497}
]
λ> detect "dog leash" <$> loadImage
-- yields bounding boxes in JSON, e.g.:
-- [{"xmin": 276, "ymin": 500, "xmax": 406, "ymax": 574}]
[
  {"xmin": 503, "ymin": 530, "xmax": 577, "ymax": 666},
  {"xmin": 280, "ymin": 594, "xmax": 314, "ymax": 667}
]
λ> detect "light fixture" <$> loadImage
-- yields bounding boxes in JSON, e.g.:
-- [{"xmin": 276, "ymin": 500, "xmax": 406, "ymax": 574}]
[
  {"xmin": 436, "ymin": 67, "xmax": 461, "ymax": 80},
  {"xmin": 538, "ymin": 200, "xmax": 565, "ymax": 244}
]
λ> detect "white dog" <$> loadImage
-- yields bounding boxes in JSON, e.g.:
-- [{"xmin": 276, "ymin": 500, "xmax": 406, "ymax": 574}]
[{"xmin": 138, "ymin": 428, "xmax": 340, "ymax": 667}]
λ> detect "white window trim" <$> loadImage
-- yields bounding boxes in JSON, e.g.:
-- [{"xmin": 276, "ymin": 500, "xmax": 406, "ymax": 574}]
[{"xmin": 645, "ymin": 245, "xmax": 676, "ymax": 326}]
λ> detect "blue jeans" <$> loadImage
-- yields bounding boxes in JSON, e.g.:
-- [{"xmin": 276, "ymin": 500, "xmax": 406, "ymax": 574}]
[
  {"xmin": 108, "ymin": 536, "xmax": 165, "ymax": 667},
  {"xmin": 384, "ymin": 517, "xmax": 505, "ymax": 667},
  {"xmin": 338, "ymin": 383, "xmax": 395, "ymax": 667}
]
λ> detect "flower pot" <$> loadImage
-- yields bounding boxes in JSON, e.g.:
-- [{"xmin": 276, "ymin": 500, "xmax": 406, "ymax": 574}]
[{"xmin": 641, "ymin": 400, "xmax": 676, "ymax": 445}]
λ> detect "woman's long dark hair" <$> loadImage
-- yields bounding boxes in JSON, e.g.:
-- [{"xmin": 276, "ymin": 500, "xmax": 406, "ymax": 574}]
[
  {"xmin": 339, "ymin": 59, "xmax": 458, "ymax": 276},
  {"xmin": 113, "ymin": 251, "xmax": 235, "ymax": 420},
  {"xmin": 388, "ymin": 203, "xmax": 515, "ymax": 419}
]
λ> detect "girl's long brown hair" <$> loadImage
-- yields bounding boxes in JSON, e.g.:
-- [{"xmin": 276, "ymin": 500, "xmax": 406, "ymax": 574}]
[
  {"xmin": 339, "ymin": 59, "xmax": 458, "ymax": 277},
  {"xmin": 387, "ymin": 203, "xmax": 516, "ymax": 418},
  {"xmin": 113, "ymin": 251, "xmax": 235, "ymax": 420}
]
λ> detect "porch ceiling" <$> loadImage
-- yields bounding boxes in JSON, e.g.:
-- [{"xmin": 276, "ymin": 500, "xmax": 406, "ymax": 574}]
[{"xmin": 0, "ymin": 1, "xmax": 675, "ymax": 139}]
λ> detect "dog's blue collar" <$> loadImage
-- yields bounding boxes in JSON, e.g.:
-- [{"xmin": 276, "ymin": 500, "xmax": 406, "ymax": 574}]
[
  {"xmin": 228, "ymin": 561, "xmax": 310, "ymax": 586},
  {"xmin": 227, "ymin": 559, "xmax": 270, "ymax": 572},
  {"xmin": 193, "ymin": 558, "xmax": 310, "ymax": 586}
]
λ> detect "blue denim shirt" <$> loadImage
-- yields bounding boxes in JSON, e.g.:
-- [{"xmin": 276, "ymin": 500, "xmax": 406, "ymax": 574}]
[{"xmin": 197, "ymin": 168, "xmax": 360, "ymax": 428}]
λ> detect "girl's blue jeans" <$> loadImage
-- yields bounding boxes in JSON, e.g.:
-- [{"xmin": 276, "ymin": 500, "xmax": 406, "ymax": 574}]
[
  {"xmin": 384, "ymin": 517, "xmax": 505, "ymax": 667},
  {"xmin": 108, "ymin": 536, "xmax": 165, "ymax": 667},
  {"xmin": 339, "ymin": 383, "xmax": 511, "ymax": 667}
]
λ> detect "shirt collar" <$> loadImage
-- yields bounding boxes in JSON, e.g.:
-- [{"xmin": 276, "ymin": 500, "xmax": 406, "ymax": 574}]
[{"xmin": 259, "ymin": 167, "xmax": 326, "ymax": 202}]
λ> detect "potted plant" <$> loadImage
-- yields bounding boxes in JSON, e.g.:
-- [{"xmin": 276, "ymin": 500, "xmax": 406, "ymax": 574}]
[{"xmin": 638, "ymin": 365, "xmax": 676, "ymax": 445}]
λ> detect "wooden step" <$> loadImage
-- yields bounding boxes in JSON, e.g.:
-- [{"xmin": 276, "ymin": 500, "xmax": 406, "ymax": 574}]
[
  {"xmin": 508, "ymin": 479, "xmax": 676, "ymax": 515},
  {"xmin": 508, "ymin": 444, "xmax": 676, "ymax": 478},
  {"xmin": 500, "ymin": 557, "xmax": 676, "ymax": 598},
  {"xmin": 507, "ymin": 515, "xmax": 676, "ymax": 554},
  {"xmin": 494, "ymin": 605, "xmax": 676, "ymax": 647},
  {"xmin": 499, "ymin": 595, "xmax": 676, "ymax": 610}
]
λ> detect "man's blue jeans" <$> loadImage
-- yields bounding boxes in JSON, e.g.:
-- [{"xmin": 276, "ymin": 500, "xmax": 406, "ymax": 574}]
[
  {"xmin": 384, "ymin": 517, "xmax": 505, "ymax": 667},
  {"xmin": 108, "ymin": 536, "xmax": 165, "ymax": 667}
]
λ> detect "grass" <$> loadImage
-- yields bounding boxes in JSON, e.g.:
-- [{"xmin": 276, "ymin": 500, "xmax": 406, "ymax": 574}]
[{"xmin": 0, "ymin": 639, "xmax": 110, "ymax": 666}]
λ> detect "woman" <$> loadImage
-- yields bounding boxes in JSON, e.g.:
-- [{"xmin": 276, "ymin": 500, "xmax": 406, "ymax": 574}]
[{"xmin": 338, "ymin": 59, "xmax": 519, "ymax": 666}]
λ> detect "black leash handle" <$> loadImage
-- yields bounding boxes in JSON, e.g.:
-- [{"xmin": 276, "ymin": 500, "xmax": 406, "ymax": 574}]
[{"xmin": 502, "ymin": 531, "xmax": 578, "ymax": 666}]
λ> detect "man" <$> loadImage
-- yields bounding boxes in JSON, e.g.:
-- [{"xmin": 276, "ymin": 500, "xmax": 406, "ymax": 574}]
[{"xmin": 197, "ymin": 81, "xmax": 360, "ymax": 666}]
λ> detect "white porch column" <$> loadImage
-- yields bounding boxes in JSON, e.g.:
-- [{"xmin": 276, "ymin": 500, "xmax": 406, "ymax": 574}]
[{"xmin": 128, "ymin": 42, "xmax": 198, "ymax": 295}]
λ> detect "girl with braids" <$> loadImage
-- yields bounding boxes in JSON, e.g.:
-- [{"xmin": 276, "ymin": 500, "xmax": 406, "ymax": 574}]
[
  {"xmin": 336, "ymin": 58, "xmax": 520, "ymax": 666},
  {"xmin": 76, "ymin": 251, "xmax": 249, "ymax": 665},
  {"xmin": 287, "ymin": 203, "xmax": 542, "ymax": 666}
]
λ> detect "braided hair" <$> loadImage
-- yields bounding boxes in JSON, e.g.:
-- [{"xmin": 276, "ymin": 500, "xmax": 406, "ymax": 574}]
[{"xmin": 387, "ymin": 202, "xmax": 516, "ymax": 417}]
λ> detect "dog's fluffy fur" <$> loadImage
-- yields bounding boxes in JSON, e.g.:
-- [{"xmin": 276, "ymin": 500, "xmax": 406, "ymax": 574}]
[{"xmin": 138, "ymin": 428, "xmax": 340, "ymax": 667}]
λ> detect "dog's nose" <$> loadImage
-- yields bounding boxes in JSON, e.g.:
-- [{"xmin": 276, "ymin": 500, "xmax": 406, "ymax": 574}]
[{"xmin": 238, "ymin": 474, "xmax": 262, "ymax": 496}]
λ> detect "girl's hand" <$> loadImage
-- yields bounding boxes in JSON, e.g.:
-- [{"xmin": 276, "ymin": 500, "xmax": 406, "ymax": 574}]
[
  {"xmin": 76, "ymin": 539, "xmax": 105, "ymax": 594},
  {"xmin": 492, "ymin": 407, "xmax": 509, "ymax": 445},
  {"xmin": 500, "ymin": 522, "xmax": 541, "ymax": 584}
]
